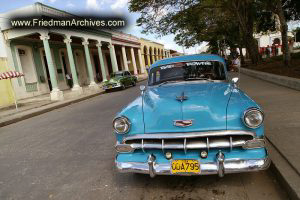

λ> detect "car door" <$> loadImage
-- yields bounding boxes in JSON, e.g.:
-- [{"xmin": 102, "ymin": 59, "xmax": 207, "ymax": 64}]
[
  {"xmin": 126, "ymin": 71, "xmax": 133, "ymax": 84},
  {"xmin": 123, "ymin": 71, "xmax": 130, "ymax": 86},
  {"xmin": 120, "ymin": 72, "xmax": 126, "ymax": 86},
  {"xmin": 122, "ymin": 71, "xmax": 129, "ymax": 86}
]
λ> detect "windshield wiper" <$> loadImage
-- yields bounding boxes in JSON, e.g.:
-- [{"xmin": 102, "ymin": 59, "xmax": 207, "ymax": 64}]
[
  {"xmin": 157, "ymin": 80, "xmax": 180, "ymax": 87},
  {"xmin": 185, "ymin": 77, "xmax": 214, "ymax": 82}
]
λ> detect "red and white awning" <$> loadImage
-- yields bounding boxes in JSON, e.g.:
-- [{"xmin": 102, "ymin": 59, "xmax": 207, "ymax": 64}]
[{"xmin": 0, "ymin": 71, "xmax": 24, "ymax": 80}]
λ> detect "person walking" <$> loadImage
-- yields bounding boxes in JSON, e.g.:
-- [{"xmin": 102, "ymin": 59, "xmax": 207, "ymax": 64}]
[
  {"xmin": 231, "ymin": 55, "xmax": 241, "ymax": 72},
  {"xmin": 66, "ymin": 73, "xmax": 73, "ymax": 88}
]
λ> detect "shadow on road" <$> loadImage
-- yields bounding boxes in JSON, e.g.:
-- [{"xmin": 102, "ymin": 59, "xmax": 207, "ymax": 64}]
[{"xmin": 113, "ymin": 170, "xmax": 286, "ymax": 200}]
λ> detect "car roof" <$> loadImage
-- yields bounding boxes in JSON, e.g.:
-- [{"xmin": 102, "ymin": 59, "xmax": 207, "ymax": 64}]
[{"xmin": 150, "ymin": 54, "xmax": 225, "ymax": 69}]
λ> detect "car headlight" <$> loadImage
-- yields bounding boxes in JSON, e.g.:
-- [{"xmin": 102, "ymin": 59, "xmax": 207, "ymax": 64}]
[
  {"xmin": 113, "ymin": 116, "xmax": 131, "ymax": 134},
  {"xmin": 243, "ymin": 108, "xmax": 264, "ymax": 128}
]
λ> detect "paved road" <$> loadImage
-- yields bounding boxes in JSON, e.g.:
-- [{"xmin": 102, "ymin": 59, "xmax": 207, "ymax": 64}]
[{"xmin": 0, "ymin": 81, "xmax": 288, "ymax": 200}]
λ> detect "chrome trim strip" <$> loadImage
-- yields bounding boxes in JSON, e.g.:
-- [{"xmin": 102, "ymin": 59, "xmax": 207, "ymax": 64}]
[
  {"xmin": 230, "ymin": 136, "xmax": 233, "ymax": 152},
  {"xmin": 115, "ymin": 156, "xmax": 271, "ymax": 177},
  {"xmin": 122, "ymin": 130, "xmax": 256, "ymax": 142},
  {"xmin": 207, "ymin": 137, "xmax": 209, "ymax": 152},
  {"xmin": 184, "ymin": 138, "xmax": 187, "ymax": 154},
  {"xmin": 142, "ymin": 139, "xmax": 145, "ymax": 153}
]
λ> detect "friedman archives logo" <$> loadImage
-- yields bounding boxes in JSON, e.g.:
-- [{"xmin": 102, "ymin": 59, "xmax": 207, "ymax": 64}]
[{"xmin": 10, "ymin": 16, "xmax": 126, "ymax": 28}]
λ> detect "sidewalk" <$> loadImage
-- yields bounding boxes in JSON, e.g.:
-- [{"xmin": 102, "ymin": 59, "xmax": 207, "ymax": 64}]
[
  {"xmin": 0, "ymin": 84, "xmax": 105, "ymax": 127},
  {"xmin": 237, "ymin": 72, "xmax": 300, "ymax": 199},
  {"xmin": 0, "ymin": 75, "xmax": 148, "ymax": 127}
]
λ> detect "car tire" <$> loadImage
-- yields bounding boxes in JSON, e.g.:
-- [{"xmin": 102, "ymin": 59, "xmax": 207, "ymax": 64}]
[
  {"xmin": 121, "ymin": 84, "xmax": 126, "ymax": 90},
  {"xmin": 132, "ymin": 81, "xmax": 136, "ymax": 86}
]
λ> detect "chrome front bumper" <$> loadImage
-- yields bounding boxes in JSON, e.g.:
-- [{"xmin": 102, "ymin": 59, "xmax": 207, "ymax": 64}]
[
  {"xmin": 115, "ymin": 152, "xmax": 271, "ymax": 178},
  {"xmin": 103, "ymin": 85, "xmax": 121, "ymax": 90}
]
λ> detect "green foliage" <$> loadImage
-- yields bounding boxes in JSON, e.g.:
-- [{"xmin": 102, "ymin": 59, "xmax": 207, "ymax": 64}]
[
  {"xmin": 255, "ymin": 11, "xmax": 276, "ymax": 33},
  {"xmin": 129, "ymin": 0, "xmax": 245, "ymax": 50},
  {"xmin": 129, "ymin": 0, "xmax": 299, "ymax": 64}
]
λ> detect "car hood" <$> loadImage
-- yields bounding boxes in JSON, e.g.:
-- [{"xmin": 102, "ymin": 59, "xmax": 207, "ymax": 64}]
[{"xmin": 142, "ymin": 82, "xmax": 232, "ymax": 133}]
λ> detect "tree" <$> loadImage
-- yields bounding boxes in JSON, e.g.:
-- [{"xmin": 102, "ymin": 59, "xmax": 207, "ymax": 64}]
[
  {"xmin": 129, "ymin": 0, "xmax": 261, "ymax": 64},
  {"xmin": 225, "ymin": 0, "xmax": 260, "ymax": 64}
]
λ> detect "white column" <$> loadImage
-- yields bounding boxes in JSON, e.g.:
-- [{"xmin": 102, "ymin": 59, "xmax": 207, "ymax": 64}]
[
  {"xmin": 40, "ymin": 33, "xmax": 64, "ymax": 101},
  {"xmin": 130, "ymin": 47, "xmax": 138, "ymax": 75},
  {"xmin": 96, "ymin": 42, "xmax": 107, "ymax": 82},
  {"xmin": 64, "ymin": 37, "xmax": 83, "ymax": 95},
  {"xmin": 82, "ymin": 40, "xmax": 97, "ymax": 87},
  {"xmin": 108, "ymin": 44, "xmax": 118, "ymax": 72},
  {"xmin": 121, "ymin": 46, "xmax": 129, "ymax": 71},
  {"xmin": 137, "ymin": 48, "xmax": 145, "ymax": 74}
]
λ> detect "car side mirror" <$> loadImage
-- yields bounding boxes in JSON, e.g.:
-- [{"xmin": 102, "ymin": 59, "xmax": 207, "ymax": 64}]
[
  {"xmin": 231, "ymin": 77, "xmax": 239, "ymax": 87},
  {"xmin": 231, "ymin": 77, "xmax": 239, "ymax": 83},
  {"xmin": 140, "ymin": 85, "xmax": 146, "ymax": 92}
]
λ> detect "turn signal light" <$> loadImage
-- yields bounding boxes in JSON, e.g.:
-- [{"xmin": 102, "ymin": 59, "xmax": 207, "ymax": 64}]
[
  {"xmin": 242, "ymin": 139, "xmax": 265, "ymax": 149},
  {"xmin": 115, "ymin": 144, "xmax": 134, "ymax": 153}
]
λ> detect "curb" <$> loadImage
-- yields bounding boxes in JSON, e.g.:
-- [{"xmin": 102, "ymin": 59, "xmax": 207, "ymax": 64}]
[
  {"xmin": 240, "ymin": 68, "xmax": 300, "ymax": 91},
  {"xmin": 0, "ymin": 78, "xmax": 148, "ymax": 128},
  {"xmin": 267, "ymin": 139, "xmax": 300, "ymax": 200},
  {"xmin": 240, "ymin": 68, "xmax": 300, "ymax": 199}
]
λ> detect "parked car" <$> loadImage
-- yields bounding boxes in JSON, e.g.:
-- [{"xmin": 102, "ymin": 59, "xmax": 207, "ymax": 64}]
[
  {"xmin": 113, "ymin": 54, "xmax": 270, "ymax": 177},
  {"xmin": 103, "ymin": 71, "xmax": 137, "ymax": 92}
]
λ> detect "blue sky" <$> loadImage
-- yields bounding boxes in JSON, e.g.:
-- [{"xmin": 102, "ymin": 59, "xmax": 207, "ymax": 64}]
[{"xmin": 0, "ymin": 0, "xmax": 205, "ymax": 53}]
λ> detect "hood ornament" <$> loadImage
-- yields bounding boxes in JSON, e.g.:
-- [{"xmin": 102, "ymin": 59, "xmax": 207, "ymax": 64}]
[
  {"xmin": 176, "ymin": 92, "xmax": 188, "ymax": 102},
  {"xmin": 174, "ymin": 120, "xmax": 193, "ymax": 127}
]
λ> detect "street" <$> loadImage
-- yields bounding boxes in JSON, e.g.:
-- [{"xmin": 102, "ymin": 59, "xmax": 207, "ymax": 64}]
[{"xmin": 0, "ymin": 78, "xmax": 288, "ymax": 200}]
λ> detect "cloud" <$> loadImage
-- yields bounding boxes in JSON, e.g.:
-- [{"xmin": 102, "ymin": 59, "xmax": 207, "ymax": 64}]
[
  {"xmin": 66, "ymin": 1, "xmax": 75, "ymax": 8},
  {"xmin": 156, "ymin": 38, "xmax": 181, "ymax": 51},
  {"xmin": 86, "ymin": 0, "xmax": 101, "ymax": 11},
  {"xmin": 111, "ymin": 0, "xmax": 128, "ymax": 10},
  {"xmin": 48, "ymin": 0, "xmax": 57, "ymax": 3}
]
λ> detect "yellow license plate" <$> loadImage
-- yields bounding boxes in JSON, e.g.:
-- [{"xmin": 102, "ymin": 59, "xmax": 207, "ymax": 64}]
[{"xmin": 171, "ymin": 160, "xmax": 200, "ymax": 174}]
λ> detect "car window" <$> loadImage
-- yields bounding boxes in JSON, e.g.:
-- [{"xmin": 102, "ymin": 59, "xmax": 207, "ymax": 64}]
[
  {"xmin": 148, "ymin": 61, "xmax": 226, "ymax": 86},
  {"xmin": 111, "ymin": 72, "xmax": 123, "ymax": 78}
]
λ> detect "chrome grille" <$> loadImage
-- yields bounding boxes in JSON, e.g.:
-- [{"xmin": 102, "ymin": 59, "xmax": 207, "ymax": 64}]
[
  {"xmin": 107, "ymin": 83, "xmax": 117, "ymax": 87},
  {"xmin": 122, "ymin": 130, "xmax": 255, "ymax": 153}
]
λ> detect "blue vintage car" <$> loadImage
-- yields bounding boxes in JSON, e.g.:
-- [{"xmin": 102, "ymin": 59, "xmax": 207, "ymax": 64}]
[{"xmin": 113, "ymin": 54, "xmax": 270, "ymax": 177}]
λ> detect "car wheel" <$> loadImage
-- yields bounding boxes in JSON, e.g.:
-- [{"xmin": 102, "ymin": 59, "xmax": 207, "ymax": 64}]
[
  {"xmin": 121, "ymin": 84, "xmax": 126, "ymax": 90},
  {"xmin": 132, "ymin": 81, "xmax": 136, "ymax": 86}
]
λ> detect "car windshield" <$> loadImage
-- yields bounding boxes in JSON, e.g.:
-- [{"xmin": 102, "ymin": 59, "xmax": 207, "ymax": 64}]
[
  {"xmin": 111, "ymin": 72, "xmax": 123, "ymax": 78},
  {"xmin": 148, "ymin": 61, "xmax": 226, "ymax": 86}
]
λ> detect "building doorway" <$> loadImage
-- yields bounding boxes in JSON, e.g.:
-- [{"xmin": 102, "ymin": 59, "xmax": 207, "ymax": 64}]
[
  {"xmin": 93, "ymin": 55, "xmax": 102, "ymax": 82},
  {"xmin": 74, "ymin": 50, "xmax": 88, "ymax": 86}
]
